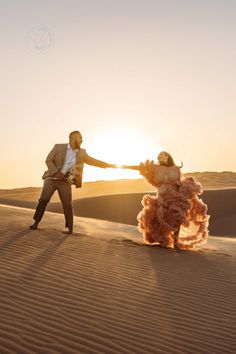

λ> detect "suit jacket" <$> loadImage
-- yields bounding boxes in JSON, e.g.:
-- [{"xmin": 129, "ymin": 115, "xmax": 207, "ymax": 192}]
[{"xmin": 42, "ymin": 144, "xmax": 112, "ymax": 188}]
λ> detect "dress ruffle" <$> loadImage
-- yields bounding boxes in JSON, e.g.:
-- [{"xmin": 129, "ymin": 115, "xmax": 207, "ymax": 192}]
[{"xmin": 137, "ymin": 176, "xmax": 209, "ymax": 250}]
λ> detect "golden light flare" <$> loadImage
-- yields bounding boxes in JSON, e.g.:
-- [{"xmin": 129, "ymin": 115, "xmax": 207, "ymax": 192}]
[{"xmin": 83, "ymin": 128, "xmax": 163, "ymax": 181}]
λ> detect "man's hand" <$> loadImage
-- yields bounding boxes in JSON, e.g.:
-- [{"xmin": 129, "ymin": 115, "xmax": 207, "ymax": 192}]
[{"xmin": 55, "ymin": 172, "xmax": 65, "ymax": 181}]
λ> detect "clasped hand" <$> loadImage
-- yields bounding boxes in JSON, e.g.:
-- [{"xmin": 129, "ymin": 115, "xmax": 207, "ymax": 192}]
[{"xmin": 55, "ymin": 172, "xmax": 66, "ymax": 181}]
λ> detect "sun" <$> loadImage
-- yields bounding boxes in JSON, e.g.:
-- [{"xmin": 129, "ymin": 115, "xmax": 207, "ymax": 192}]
[{"xmin": 83, "ymin": 129, "xmax": 163, "ymax": 182}]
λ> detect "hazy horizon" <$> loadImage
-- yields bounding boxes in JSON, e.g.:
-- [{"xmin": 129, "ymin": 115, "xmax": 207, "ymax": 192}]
[{"xmin": 1, "ymin": 0, "xmax": 235, "ymax": 188}]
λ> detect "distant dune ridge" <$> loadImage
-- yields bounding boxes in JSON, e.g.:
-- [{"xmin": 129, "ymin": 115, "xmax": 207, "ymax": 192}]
[
  {"xmin": 0, "ymin": 205, "xmax": 235, "ymax": 353},
  {"xmin": 1, "ymin": 171, "xmax": 236, "ymax": 200}
]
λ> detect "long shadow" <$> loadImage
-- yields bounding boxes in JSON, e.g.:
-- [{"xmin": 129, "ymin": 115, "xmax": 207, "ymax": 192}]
[
  {"xmin": 21, "ymin": 235, "xmax": 67, "ymax": 280},
  {"xmin": 0, "ymin": 229, "xmax": 33, "ymax": 255}
]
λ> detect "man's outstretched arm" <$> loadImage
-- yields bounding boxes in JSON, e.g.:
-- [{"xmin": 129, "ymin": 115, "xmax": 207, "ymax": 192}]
[{"xmin": 84, "ymin": 153, "xmax": 116, "ymax": 168}]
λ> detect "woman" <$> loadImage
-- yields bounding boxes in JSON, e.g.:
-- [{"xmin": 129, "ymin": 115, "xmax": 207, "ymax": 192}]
[{"xmin": 122, "ymin": 151, "xmax": 209, "ymax": 250}]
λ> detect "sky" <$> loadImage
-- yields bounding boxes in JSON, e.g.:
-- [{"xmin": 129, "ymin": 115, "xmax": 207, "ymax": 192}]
[{"xmin": 1, "ymin": 0, "xmax": 235, "ymax": 188}]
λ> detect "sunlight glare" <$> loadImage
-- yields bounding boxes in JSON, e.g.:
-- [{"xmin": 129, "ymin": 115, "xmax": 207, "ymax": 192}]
[{"xmin": 83, "ymin": 128, "xmax": 163, "ymax": 181}]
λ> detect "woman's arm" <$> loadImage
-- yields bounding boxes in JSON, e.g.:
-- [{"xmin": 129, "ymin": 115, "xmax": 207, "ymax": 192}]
[
  {"xmin": 121, "ymin": 165, "xmax": 141, "ymax": 171},
  {"xmin": 123, "ymin": 161, "xmax": 158, "ymax": 186}
]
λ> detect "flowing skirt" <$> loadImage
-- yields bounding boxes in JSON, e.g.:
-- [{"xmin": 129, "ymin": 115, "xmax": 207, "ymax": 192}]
[{"xmin": 137, "ymin": 177, "xmax": 209, "ymax": 250}]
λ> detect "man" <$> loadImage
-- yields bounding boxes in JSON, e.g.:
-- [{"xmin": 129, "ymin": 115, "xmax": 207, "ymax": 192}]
[{"xmin": 30, "ymin": 130, "xmax": 116, "ymax": 234}]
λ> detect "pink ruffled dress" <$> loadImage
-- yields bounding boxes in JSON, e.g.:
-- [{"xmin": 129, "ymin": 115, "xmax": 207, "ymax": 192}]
[{"xmin": 137, "ymin": 161, "xmax": 209, "ymax": 250}]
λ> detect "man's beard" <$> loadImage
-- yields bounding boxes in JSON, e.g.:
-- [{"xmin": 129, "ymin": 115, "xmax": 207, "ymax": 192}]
[{"xmin": 74, "ymin": 141, "xmax": 81, "ymax": 149}]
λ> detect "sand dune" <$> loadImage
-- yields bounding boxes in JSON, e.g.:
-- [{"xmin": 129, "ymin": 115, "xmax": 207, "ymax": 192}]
[
  {"xmin": 0, "ymin": 205, "xmax": 235, "ymax": 353},
  {"xmin": 1, "ymin": 171, "xmax": 236, "ymax": 202},
  {"xmin": 1, "ymin": 188, "xmax": 236, "ymax": 237},
  {"xmin": 72, "ymin": 189, "xmax": 236, "ymax": 236}
]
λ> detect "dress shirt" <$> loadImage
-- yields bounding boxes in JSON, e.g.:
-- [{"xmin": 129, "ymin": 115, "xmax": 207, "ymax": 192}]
[{"xmin": 61, "ymin": 144, "xmax": 78, "ymax": 174}]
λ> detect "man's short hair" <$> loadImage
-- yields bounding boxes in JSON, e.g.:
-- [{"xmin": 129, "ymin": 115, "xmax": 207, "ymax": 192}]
[{"xmin": 69, "ymin": 131, "xmax": 82, "ymax": 138}]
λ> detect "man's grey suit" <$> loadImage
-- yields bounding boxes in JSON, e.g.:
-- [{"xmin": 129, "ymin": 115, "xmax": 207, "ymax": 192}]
[{"xmin": 33, "ymin": 144, "xmax": 112, "ymax": 231}]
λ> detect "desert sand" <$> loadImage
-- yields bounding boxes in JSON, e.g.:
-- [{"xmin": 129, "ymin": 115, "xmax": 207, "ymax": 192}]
[
  {"xmin": 0, "ymin": 173, "xmax": 236, "ymax": 353},
  {"xmin": 0, "ymin": 204, "xmax": 235, "ymax": 353}
]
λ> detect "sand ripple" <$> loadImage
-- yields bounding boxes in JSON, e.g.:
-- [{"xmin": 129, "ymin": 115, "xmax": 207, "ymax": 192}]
[{"xmin": 0, "ymin": 205, "xmax": 235, "ymax": 353}]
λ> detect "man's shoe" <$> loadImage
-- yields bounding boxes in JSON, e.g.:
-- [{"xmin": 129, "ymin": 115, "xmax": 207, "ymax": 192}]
[
  {"xmin": 62, "ymin": 227, "xmax": 73, "ymax": 235},
  {"xmin": 29, "ymin": 221, "xmax": 39, "ymax": 230}
]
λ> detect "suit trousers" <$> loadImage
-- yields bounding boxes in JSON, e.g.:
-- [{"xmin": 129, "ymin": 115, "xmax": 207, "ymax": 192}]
[{"xmin": 33, "ymin": 179, "xmax": 73, "ymax": 230}]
